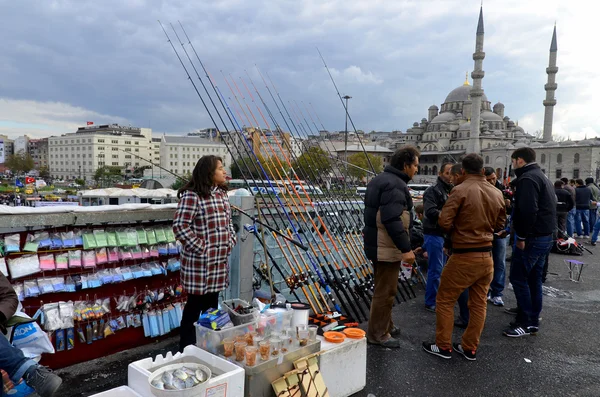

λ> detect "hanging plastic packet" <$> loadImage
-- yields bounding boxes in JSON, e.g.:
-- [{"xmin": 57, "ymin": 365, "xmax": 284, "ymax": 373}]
[
  {"xmin": 36, "ymin": 231, "xmax": 52, "ymax": 249},
  {"xmin": 149, "ymin": 262, "xmax": 163, "ymax": 276},
  {"xmin": 73, "ymin": 229, "xmax": 84, "ymax": 246},
  {"xmin": 125, "ymin": 314, "xmax": 134, "ymax": 328},
  {"xmin": 73, "ymin": 301, "xmax": 83, "ymax": 322},
  {"xmin": 131, "ymin": 245, "xmax": 143, "ymax": 260},
  {"xmin": 104, "ymin": 321, "xmax": 114, "ymax": 338},
  {"xmin": 146, "ymin": 228, "xmax": 157, "ymax": 245},
  {"xmin": 149, "ymin": 245, "xmax": 159, "ymax": 258},
  {"xmin": 148, "ymin": 311, "xmax": 159, "ymax": 337},
  {"xmin": 174, "ymin": 302, "xmax": 183, "ymax": 327},
  {"xmin": 8, "ymin": 254, "xmax": 41, "ymax": 279},
  {"xmin": 96, "ymin": 269, "xmax": 111, "ymax": 285},
  {"xmin": 109, "ymin": 319, "xmax": 119, "ymax": 333},
  {"xmin": 82, "ymin": 250, "xmax": 96, "ymax": 268},
  {"xmin": 165, "ymin": 227, "xmax": 176, "ymax": 243},
  {"xmin": 167, "ymin": 242, "xmax": 178, "ymax": 255},
  {"xmin": 89, "ymin": 273, "xmax": 102, "ymax": 289},
  {"xmin": 95, "ymin": 248, "xmax": 108, "ymax": 265},
  {"xmin": 37, "ymin": 278, "xmax": 54, "ymax": 294},
  {"xmin": 155, "ymin": 228, "xmax": 167, "ymax": 244},
  {"xmin": 157, "ymin": 244, "xmax": 169, "ymax": 256},
  {"xmin": 93, "ymin": 229, "xmax": 108, "ymax": 248},
  {"xmin": 102, "ymin": 298, "xmax": 111, "ymax": 315},
  {"xmin": 82, "ymin": 230, "xmax": 97, "ymax": 250},
  {"xmin": 136, "ymin": 228, "xmax": 148, "ymax": 245},
  {"xmin": 77, "ymin": 326, "xmax": 86, "ymax": 343},
  {"xmin": 167, "ymin": 258, "xmax": 181, "ymax": 272},
  {"xmin": 106, "ymin": 229, "xmax": 118, "ymax": 247},
  {"xmin": 59, "ymin": 301, "xmax": 75, "ymax": 328},
  {"xmin": 12, "ymin": 283, "xmax": 24, "ymax": 301},
  {"xmin": 141, "ymin": 246, "xmax": 151, "ymax": 259},
  {"xmin": 167, "ymin": 305, "xmax": 178, "ymax": 329},
  {"xmin": 86, "ymin": 324, "xmax": 93, "ymax": 344},
  {"xmin": 24, "ymin": 279, "xmax": 40, "ymax": 298},
  {"xmin": 121, "ymin": 267, "xmax": 133, "ymax": 281},
  {"xmin": 51, "ymin": 233, "xmax": 63, "ymax": 249},
  {"xmin": 142, "ymin": 312, "xmax": 150, "ymax": 337},
  {"xmin": 4, "ymin": 234, "xmax": 21, "ymax": 253},
  {"xmin": 133, "ymin": 313, "xmax": 142, "ymax": 328},
  {"xmin": 131, "ymin": 265, "xmax": 145, "ymax": 279},
  {"xmin": 119, "ymin": 247, "xmax": 133, "ymax": 261},
  {"xmin": 71, "ymin": 274, "xmax": 82, "ymax": 291},
  {"xmin": 80, "ymin": 274, "xmax": 89, "ymax": 290},
  {"xmin": 23, "ymin": 234, "xmax": 40, "ymax": 252},
  {"xmin": 54, "ymin": 252, "xmax": 68, "ymax": 270},
  {"xmin": 162, "ymin": 309, "xmax": 171, "ymax": 334},
  {"xmin": 92, "ymin": 321, "xmax": 98, "ymax": 341},
  {"xmin": 107, "ymin": 247, "xmax": 120, "ymax": 263},
  {"xmin": 61, "ymin": 231, "xmax": 76, "ymax": 248},
  {"xmin": 42, "ymin": 303, "xmax": 62, "ymax": 331},
  {"xmin": 52, "ymin": 277, "xmax": 65, "ymax": 292},
  {"xmin": 115, "ymin": 315, "xmax": 127, "ymax": 330},
  {"xmin": 111, "ymin": 268, "xmax": 124, "ymax": 283},
  {"xmin": 67, "ymin": 328, "xmax": 75, "ymax": 350},
  {"xmin": 39, "ymin": 253, "xmax": 56, "ymax": 271},
  {"xmin": 141, "ymin": 264, "xmax": 153, "ymax": 278},
  {"xmin": 68, "ymin": 250, "xmax": 82, "ymax": 268},
  {"xmin": 97, "ymin": 319, "xmax": 105, "ymax": 340},
  {"xmin": 0, "ymin": 257, "xmax": 7, "ymax": 277},
  {"xmin": 126, "ymin": 228, "xmax": 138, "ymax": 247},
  {"xmin": 116, "ymin": 229, "xmax": 129, "ymax": 247},
  {"xmin": 157, "ymin": 310, "xmax": 165, "ymax": 336},
  {"xmin": 64, "ymin": 276, "xmax": 76, "ymax": 292},
  {"xmin": 56, "ymin": 329, "xmax": 65, "ymax": 352}
]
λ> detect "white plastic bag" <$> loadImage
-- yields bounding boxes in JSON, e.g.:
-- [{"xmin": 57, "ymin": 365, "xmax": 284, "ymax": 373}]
[{"xmin": 9, "ymin": 315, "xmax": 55, "ymax": 359}]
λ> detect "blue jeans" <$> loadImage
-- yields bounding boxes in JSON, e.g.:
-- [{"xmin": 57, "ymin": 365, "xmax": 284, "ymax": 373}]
[
  {"xmin": 591, "ymin": 216, "xmax": 600, "ymax": 243},
  {"xmin": 424, "ymin": 234, "xmax": 446, "ymax": 307},
  {"xmin": 589, "ymin": 209, "xmax": 597, "ymax": 235},
  {"xmin": 509, "ymin": 235, "xmax": 553, "ymax": 327},
  {"xmin": 0, "ymin": 333, "xmax": 37, "ymax": 386},
  {"xmin": 490, "ymin": 236, "xmax": 508, "ymax": 298},
  {"xmin": 566, "ymin": 208, "xmax": 576, "ymax": 236},
  {"xmin": 575, "ymin": 209, "xmax": 590, "ymax": 236}
]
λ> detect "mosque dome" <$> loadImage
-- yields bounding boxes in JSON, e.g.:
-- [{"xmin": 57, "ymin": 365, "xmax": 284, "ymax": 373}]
[
  {"xmin": 458, "ymin": 122, "xmax": 471, "ymax": 131},
  {"xmin": 444, "ymin": 85, "xmax": 489, "ymax": 103},
  {"xmin": 481, "ymin": 111, "xmax": 504, "ymax": 122},
  {"xmin": 430, "ymin": 112, "xmax": 456, "ymax": 123}
]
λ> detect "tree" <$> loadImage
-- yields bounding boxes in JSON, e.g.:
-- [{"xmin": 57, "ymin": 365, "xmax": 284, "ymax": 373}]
[
  {"xmin": 171, "ymin": 173, "xmax": 191, "ymax": 190},
  {"xmin": 5, "ymin": 151, "xmax": 35, "ymax": 175},
  {"xmin": 38, "ymin": 166, "xmax": 50, "ymax": 181},
  {"xmin": 230, "ymin": 155, "xmax": 271, "ymax": 180},
  {"xmin": 93, "ymin": 166, "xmax": 123, "ymax": 187},
  {"xmin": 292, "ymin": 147, "xmax": 332, "ymax": 179},
  {"xmin": 347, "ymin": 153, "xmax": 383, "ymax": 181},
  {"xmin": 132, "ymin": 165, "xmax": 151, "ymax": 178}
]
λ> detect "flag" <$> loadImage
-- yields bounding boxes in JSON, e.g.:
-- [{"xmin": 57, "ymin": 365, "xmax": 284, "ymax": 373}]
[
  {"xmin": 15, "ymin": 179, "xmax": 24, "ymax": 188},
  {"xmin": 87, "ymin": 121, "xmax": 94, "ymax": 125},
  {"xmin": 35, "ymin": 179, "xmax": 47, "ymax": 188},
  {"xmin": 25, "ymin": 177, "xmax": 35, "ymax": 185}
]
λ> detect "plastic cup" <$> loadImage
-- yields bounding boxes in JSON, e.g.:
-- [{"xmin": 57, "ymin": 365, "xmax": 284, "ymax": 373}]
[
  {"xmin": 223, "ymin": 338, "xmax": 235, "ymax": 358},
  {"xmin": 234, "ymin": 341, "xmax": 247, "ymax": 362},
  {"xmin": 235, "ymin": 331, "xmax": 246, "ymax": 344},
  {"xmin": 245, "ymin": 331, "xmax": 258, "ymax": 346},
  {"xmin": 296, "ymin": 324, "xmax": 307, "ymax": 339},
  {"xmin": 258, "ymin": 340, "xmax": 271, "ymax": 361},
  {"xmin": 308, "ymin": 325, "xmax": 318, "ymax": 342},
  {"xmin": 298, "ymin": 329, "xmax": 309, "ymax": 347},
  {"xmin": 245, "ymin": 346, "xmax": 258, "ymax": 366},
  {"xmin": 270, "ymin": 337, "xmax": 282, "ymax": 357}
]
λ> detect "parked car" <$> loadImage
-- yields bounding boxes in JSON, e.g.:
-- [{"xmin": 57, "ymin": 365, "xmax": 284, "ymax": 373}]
[{"xmin": 68, "ymin": 183, "xmax": 81, "ymax": 188}]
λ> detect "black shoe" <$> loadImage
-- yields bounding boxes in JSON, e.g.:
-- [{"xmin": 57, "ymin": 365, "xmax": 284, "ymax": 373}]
[
  {"xmin": 503, "ymin": 325, "xmax": 538, "ymax": 338},
  {"xmin": 422, "ymin": 342, "xmax": 452, "ymax": 359},
  {"xmin": 454, "ymin": 320, "xmax": 468, "ymax": 329},
  {"xmin": 425, "ymin": 305, "xmax": 436, "ymax": 313},
  {"xmin": 591, "ymin": 242, "xmax": 596, "ymax": 246},
  {"xmin": 389, "ymin": 326, "xmax": 402, "ymax": 338},
  {"xmin": 453, "ymin": 343, "xmax": 476, "ymax": 361},
  {"xmin": 24, "ymin": 365, "xmax": 62, "ymax": 397},
  {"xmin": 504, "ymin": 307, "xmax": 518, "ymax": 315}
]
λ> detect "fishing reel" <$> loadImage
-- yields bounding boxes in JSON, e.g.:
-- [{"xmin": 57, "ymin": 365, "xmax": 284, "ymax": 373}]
[{"xmin": 284, "ymin": 275, "xmax": 299, "ymax": 291}]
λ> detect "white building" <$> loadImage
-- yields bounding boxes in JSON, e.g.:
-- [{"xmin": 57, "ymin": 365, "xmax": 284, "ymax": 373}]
[
  {"xmin": 14, "ymin": 135, "xmax": 30, "ymax": 155},
  {"xmin": 48, "ymin": 124, "xmax": 153, "ymax": 181},
  {"xmin": 159, "ymin": 135, "xmax": 231, "ymax": 177}
]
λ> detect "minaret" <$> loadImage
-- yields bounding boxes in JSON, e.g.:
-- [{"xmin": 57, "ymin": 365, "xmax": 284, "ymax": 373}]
[
  {"xmin": 467, "ymin": 6, "xmax": 485, "ymax": 154},
  {"xmin": 543, "ymin": 25, "xmax": 558, "ymax": 142}
]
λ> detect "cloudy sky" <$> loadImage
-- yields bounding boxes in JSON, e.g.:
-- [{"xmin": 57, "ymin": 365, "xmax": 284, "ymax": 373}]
[{"xmin": 0, "ymin": 0, "xmax": 595, "ymax": 141}]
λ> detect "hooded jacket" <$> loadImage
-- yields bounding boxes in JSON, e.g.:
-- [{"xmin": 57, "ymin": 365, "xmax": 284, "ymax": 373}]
[{"xmin": 422, "ymin": 176, "xmax": 453, "ymax": 236}]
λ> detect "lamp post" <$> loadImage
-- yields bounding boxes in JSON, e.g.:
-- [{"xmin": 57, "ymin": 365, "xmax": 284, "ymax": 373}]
[{"xmin": 343, "ymin": 95, "xmax": 352, "ymax": 187}]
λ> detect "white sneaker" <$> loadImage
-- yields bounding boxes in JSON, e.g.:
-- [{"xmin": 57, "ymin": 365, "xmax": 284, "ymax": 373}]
[{"xmin": 490, "ymin": 296, "xmax": 504, "ymax": 306}]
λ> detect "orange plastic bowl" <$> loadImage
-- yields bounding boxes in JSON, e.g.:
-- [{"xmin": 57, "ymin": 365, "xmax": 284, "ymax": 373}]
[
  {"xmin": 323, "ymin": 331, "xmax": 346, "ymax": 343},
  {"xmin": 342, "ymin": 328, "xmax": 366, "ymax": 339}
]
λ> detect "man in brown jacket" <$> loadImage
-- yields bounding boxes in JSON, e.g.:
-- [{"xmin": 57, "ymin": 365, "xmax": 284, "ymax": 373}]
[
  {"xmin": 1, "ymin": 273, "xmax": 62, "ymax": 396},
  {"xmin": 423, "ymin": 153, "xmax": 505, "ymax": 361}
]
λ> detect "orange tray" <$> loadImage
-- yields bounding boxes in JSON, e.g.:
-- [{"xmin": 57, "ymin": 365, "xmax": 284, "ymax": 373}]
[
  {"xmin": 323, "ymin": 331, "xmax": 346, "ymax": 343},
  {"xmin": 342, "ymin": 328, "xmax": 366, "ymax": 339}
]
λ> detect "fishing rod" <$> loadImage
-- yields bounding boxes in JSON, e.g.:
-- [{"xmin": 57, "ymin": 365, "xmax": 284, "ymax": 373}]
[{"xmin": 174, "ymin": 22, "xmax": 352, "ymax": 318}]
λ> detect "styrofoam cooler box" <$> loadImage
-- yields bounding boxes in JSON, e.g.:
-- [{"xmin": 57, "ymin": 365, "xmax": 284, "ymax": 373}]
[
  {"xmin": 319, "ymin": 336, "xmax": 366, "ymax": 397},
  {"xmin": 128, "ymin": 345, "xmax": 244, "ymax": 397},
  {"xmin": 90, "ymin": 386, "xmax": 143, "ymax": 397}
]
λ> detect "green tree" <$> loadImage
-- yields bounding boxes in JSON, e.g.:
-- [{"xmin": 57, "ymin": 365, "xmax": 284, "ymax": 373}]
[
  {"xmin": 347, "ymin": 153, "xmax": 383, "ymax": 181},
  {"xmin": 230, "ymin": 155, "xmax": 270, "ymax": 180},
  {"xmin": 132, "ymin": 165, "xmax": 151, "ymax": 178},
  {"xmin": 38, "ymin": 166, "xmax": 50, "ymax": 181},
  {"xmin": 291, "ymin": 147, "xmax": 332, "ymax": 179},
  {"xmin": 171, "ymin": 173, "xmax": 191, "ymax": 190},
  {"xmin": 5, "ymin": 151, "xmax": 35, "ymax": 175},
  {"xmin": 93, "ymin": 166, "xmax": 123, "ymax": 187}
]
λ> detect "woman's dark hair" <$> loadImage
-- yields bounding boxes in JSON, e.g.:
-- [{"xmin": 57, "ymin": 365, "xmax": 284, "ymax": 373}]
[
  {"xmin": 462, "ymin": 153, "xmax": 484, "ymax": 175},
  {"xmin": 177, "ymin": 155, "xmax": 224, "ymax": 198},
  {"xmin": 390, "ymin": 146, "xmax": 420, "ymax": 170}
]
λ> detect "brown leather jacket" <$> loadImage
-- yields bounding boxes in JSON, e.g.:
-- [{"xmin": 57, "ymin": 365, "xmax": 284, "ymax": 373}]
[
  {"xmin": 439, "ymin": 174, "xmax": 506, "ymax": 250},
  {"xmin": 0, "ymin": 272, "xmax": 18, "ymax": 328}
]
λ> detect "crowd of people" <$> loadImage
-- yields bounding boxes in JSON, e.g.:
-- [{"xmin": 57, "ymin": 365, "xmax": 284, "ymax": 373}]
[{"xmin": 363, "ymin": 145, "xmax": 573, "ymax": 361}]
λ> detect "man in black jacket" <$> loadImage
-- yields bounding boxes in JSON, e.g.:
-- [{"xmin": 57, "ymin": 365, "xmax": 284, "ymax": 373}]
[
  {"xmin": 422, "ymin": 162, "xmax": 454, "ymax": 312},
  {"xmin": 504, "ymin": 148, "xmax": 557, "ymax": 338},
  {"xmin": 574, "ymin": 179, "xmax": 593, "ymax": 238},
  {"xmin": 555, "ymin": 180, "xmax": 575, "ymax": 234},
  {"xmin": 363, "ymin": 145, "xmax": 419, "ymax": 347}
]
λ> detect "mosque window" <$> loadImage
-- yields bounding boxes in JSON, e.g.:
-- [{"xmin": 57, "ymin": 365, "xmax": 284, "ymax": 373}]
[
  {"xmin": 459, "ymin": 133, "xmax": 462, "ymax": 138},
  {"xmin": 487, "ymin": 143, "xmax": 491, "ymax": 149},
  {"xmin": 555, "ymin": 169, "xmax": 562, "ymax": 179},
  {"xmin": 557, "ymin": 154, "xmax": 562, "ymax": 163},
  {"xmin": 541, "ymin": 154, "xmax": 546, "ymax": 163},
  {"xmin": 485, "ymin": 156, "xmax": 490, "ymax": 163},
  {"xmin": 573, "ymin": 169, "xmax": 580, "ymax": 179},
  {"xmin": 574, "ymin": 153, "xmax": 580, "ymax": 164},
  {"xmin": 432, "ymin": 166, "xmax": 438, "ymax": 175}
]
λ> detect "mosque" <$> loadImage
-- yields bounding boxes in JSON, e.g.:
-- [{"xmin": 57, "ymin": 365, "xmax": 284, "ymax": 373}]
[{"xmin": 401, "ymin": 7, "xmax": 600, "ymax": 182}]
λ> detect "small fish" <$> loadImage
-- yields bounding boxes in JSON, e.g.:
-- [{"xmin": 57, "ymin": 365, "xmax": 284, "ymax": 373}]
[
  {"xmin": 182, "ymin": 367, "xmax": 196, "ymax": 376},
  {"xmin": 173, "ymin": 378, "xmax": 187, "ymax": 390},
  {"xmin": 196, "ymin": 369, "xmax": 207, "ymax": 383},
  {"xmin": 162, "ymin": 370, "xmax": 174, "ymax": 385},
  {"xmin": 185, "ymin": 377, "xmax": 195, "ymax": 388},
  {"xmin": 151, "ymin": 380, "xmax": 165, "ymax": 390},
  {"xmin": 173, "ymin": 369, "xmax": 188, "ymax": 380}
]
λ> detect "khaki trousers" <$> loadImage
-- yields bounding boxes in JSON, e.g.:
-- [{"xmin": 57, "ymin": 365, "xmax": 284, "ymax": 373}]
[
  {"xmin": 367, "ymin": 261, "xmax": 401, "ymax": 343},
  {"xmin": 435, "ymin": 252, "xmax": 493, "ymax": 351}
]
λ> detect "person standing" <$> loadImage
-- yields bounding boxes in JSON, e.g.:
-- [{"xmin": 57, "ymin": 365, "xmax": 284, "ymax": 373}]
[
  {"xmin": 561, "ymin": 177, "xmax": 576, "ymax": 237},
  {"xmin": 422, "ymin": 162, "xmax": 454, "ymax": 312},
  {"xmin": 422, "ymin": 154, "xmax": 505, "ymax": 360},
  {"xmin": 173, "ymin": 155, "xmax": 237, "ymax": 351},
  {"xmin": 574, "ymin": 179, "xmax": 592, "ymax": 238},
  {"xmin": 585, "ymin": 178, "xmax": 599, "ymax": 234},
  {"xmin": 363, "ymin": 146, "xmax": 419, "ymax": 348},
  {"xmin": 504, "ymin": 148, "xmax": 556, "ymax": 337},
  {"xmin": 555, "ymin": 180, "xmax": 574, "ymax": 235}
]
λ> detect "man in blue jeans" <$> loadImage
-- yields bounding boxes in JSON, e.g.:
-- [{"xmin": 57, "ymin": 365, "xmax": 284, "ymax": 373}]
[
  {"xmin": 561, "ymin": 178, "xmax": 576, "ymax": 236},
  {"xmin": 504, "ymin": 147, "xmax": 557, "ymax": 337},
  {"xmin": 574, "ymin": 179, "xmax": 593, "ymax": 238},
  {"xmin": 1, "ymin": 273, "xmax": 62, "ymax": 396},
  {"xmin": 422, "ymin": 162, "xmax": 454, "ymax": 312}
]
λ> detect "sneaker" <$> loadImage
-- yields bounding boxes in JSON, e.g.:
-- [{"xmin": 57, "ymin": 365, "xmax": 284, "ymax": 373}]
[
  {"xmin": 24, "ymin": 365, "xmax": 62, "ymax": 397},
  {"xmin": 583, "ymin": 235, "xmax": 590, "ymax": 239},
  {"xmin": 425, "ymin": 305, "xmax": 436, "ymax": 313},
  {"xmin": 591, "ymin": 242, "xmax": 596, "ymax": 246},
  {"xmin": 503, "ymin": 325, "xmax": 538, "ymax": 338},
  {"xmin": 389, "ymin": 326, "xmax": 402, "ymax": 338},
  {"xmin": 504, "ymin": 307, "xmax": 518, "ymax": 315},
  {"xmin": 489, "ymin": 296, "xmax": 504, "ymax": 306},
  {"xmin": 453, "ymin": 343, "xmax": 476, "ymax": 361},
  {"xmin": 422, "ymin": 342, "xmax": 452, "ymax": 359}
]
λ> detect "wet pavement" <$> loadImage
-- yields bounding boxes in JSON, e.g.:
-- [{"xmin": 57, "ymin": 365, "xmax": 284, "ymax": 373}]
[{"xmin": 53, "ymin": 247, "xmax": 600, "ymax": 397}]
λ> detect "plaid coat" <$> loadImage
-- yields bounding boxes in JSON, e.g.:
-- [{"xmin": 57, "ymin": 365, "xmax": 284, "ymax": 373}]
[{"xmin": 173, "ymin": 188, "xmax": 237, "ymax": 295}]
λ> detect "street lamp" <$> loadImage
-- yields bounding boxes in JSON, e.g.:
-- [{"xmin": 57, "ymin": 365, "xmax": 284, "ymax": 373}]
[{"xmin": 343, "ymin": 95, "xmax": 352, "ymax": 187}]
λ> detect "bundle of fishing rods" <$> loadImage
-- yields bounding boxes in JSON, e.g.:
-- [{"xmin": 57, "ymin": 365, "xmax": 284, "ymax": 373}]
[{"xmin": 151, "ymin": 21, "xmax": 416, "ymax": 323}]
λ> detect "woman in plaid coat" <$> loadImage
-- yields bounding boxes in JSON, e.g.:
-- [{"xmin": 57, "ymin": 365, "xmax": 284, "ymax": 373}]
[{"xmin": 173, "ymin": 155, "xmax": 237, "ymax": 350}]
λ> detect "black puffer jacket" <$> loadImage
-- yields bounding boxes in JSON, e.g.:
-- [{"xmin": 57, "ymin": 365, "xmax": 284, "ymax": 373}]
[
  {"xmin": 513, "ymin": 163, "xmax": 557, "ymax": 239},
  {"xmin": 422, "ymin": 176, "xmax": 453, "ymax": 236},
  {"xmin": 555, "ymin": 187, "xmax": 575, "ymax": 213},
  {"xmin": 363, "ymin": 165, "xmax": 413, "ymax": 262},
  {"xmin": 575, "ymin": 185, "xmax": 593, "ymax": 210}
]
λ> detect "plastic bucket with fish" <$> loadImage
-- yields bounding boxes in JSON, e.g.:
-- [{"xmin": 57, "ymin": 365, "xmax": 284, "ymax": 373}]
[{"xmin": 148, "ymin": 363, "xmax": 212, "ymax": 396}]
